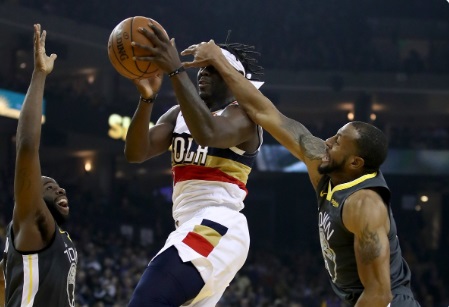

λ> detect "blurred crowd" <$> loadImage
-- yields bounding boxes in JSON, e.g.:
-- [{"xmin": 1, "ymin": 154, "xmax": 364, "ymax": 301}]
[{"xmin": 13, "ymin": 0, "xmax": 449, "ymax": 74}]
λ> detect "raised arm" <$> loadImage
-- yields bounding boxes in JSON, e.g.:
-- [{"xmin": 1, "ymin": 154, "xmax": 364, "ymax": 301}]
[
  {"xmin": 343, "ymin": 189, "xmax": 393, "ymax": 306},
  {"xmin": 124, "ymin": 75, "xmax": 179, "ymax": 163},
  {"xmin": 182, "ymin": 41, "xmax": 326, "ymax": 187},
  {"xmin": 13, "ymin": 24, "xmax": 57, "ymax": 250},
  {"xmin": 131, "ymin": 24, "xmax": 257, "ymax": 150}
]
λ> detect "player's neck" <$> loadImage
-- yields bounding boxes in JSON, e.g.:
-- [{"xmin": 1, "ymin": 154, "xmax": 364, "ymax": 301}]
[
  {"xmin": 208, "ymin": 97, "xmax": 236, "ymax": 112},
  {"xmin": 329, "ymin": 172, "xmax": 359, "ymax": 187}
]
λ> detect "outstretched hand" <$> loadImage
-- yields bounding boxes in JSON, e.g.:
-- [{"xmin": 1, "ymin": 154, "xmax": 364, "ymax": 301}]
[
  {"xmin": 180, "ymin": 40, "xmax": 223, "ymax": 68},
  {"xmin": 132, "ymin": 23, "xmax": 182, "ymax": 74},
  {"xmin": 34, "ymin": 24, "xmax": 57, "ymax": 75}
]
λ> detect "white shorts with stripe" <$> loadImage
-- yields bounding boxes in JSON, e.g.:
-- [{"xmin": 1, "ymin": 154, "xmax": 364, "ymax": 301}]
[{"xmin": 153, "ymin": 205, "xmax": 250, "ymax": 306}]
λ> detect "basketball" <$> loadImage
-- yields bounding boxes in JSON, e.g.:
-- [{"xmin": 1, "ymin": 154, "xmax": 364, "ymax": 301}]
[{"xmin": 107, "ymin": 16, "xmax": 168, "ymax": 80}]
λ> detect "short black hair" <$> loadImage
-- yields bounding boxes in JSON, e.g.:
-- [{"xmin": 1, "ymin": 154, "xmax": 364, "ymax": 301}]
[
  {"xmin": 351, "ymin": 121, "xmax": 388, "ymax": 173},
  {"xmin": 218, "ymin": 42, "xmax": 264, "ymax": 81}
]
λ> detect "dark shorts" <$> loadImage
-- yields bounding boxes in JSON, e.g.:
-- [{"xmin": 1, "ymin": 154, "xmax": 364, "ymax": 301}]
[{"xmin": 391, "ymin": 286, "xmax": 421, "ymax": 307}]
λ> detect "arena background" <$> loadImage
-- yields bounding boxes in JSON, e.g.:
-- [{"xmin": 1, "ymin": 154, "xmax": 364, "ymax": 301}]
[{"xmin": 0, "ymin": 0, "xmax": 448, "ymax": 306}]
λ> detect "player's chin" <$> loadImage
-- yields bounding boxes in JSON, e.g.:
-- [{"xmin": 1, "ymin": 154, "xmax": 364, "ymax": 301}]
[
  {"xmin": 57, "ymin": 205, "xmax": 70, "ymax": 217},
  {"xmin": 198, "ymin": 85, "xmax": 211, "ymax": 97},
  {"xmin": 317, "ymin": 162, "xmax": 330, "ymax": 175}
]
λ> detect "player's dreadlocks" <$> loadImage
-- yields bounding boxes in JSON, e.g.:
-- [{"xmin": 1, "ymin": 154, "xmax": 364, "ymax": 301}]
[{"xmin": 218, "ymin": 31, "xmax": 264, "ymax": 81}]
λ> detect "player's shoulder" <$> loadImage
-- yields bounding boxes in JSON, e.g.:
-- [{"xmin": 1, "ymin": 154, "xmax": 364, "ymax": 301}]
[
  {"xmin": 345, "ymin": 188, "xmax": 386, "ymax": 216},
  {"xmin": 166, "ymin": 104, "xmax": 181, "ymax": 114},
  {"xmin": 159, "ymin": 104, "xmax": 181, "ymax": 122},
  {"xmin": 221, "ymin": 101, "xmax": 251, "ymax": 118},
  {"xmin": 344, "ymin": 188, "xmax": 389, "ymax": 233},
  {"xmin": 348, "ymin": 188, "xmax": 383, "ymax": 202}
]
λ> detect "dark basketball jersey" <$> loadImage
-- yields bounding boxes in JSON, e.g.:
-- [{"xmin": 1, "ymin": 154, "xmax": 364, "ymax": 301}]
[
  {"xmin": 316, "ymin": 171, "xmax": 413, "ymax": 305},
  {"xmin": 2, "ymin": 223, "xmax": 77, "ymax": 307}
]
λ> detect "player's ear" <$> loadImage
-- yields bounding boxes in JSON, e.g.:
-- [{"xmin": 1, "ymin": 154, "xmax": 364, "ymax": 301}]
[{"xmin": 350, "ymin": 156, "xmax": 364, "ymax": 170}]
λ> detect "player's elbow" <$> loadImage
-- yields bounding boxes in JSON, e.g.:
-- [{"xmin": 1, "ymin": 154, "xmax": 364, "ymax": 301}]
[
  {"xmin": 124, "ymin": 148, "xmax": 146, "ymax": 163},
  {"xmin": 194, "ymin": 134, "xmax": 213, "ymax": 147},
  {"xmin": 376, "ymin": 291, "xmax": 393, "ymax": 306},
  {"xmin": 190, "ymin": 129, "xmax": 216, "ymax": 147},
  {"xmin": 364, "ymin": 289, "xmax": 393, "ymax": 306},
  {"xmin": 384, "ymin": 291, "xmax": 393, "ymax": 305}
]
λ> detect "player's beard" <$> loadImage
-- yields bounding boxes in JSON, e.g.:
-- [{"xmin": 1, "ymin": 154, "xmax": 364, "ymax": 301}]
[
  {"xmin": 45, "ymin": 199, "xmax": 68, "ymax": 226},
  {"xmin": 318, "ymin": 158, "xmax": 345, "ymax": 175}
]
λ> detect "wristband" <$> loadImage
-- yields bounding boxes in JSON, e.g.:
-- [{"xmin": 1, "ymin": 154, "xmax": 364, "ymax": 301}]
[
  {"xmin": 140, "ymin": 94, "xmax": 158, "ymax": 104},
  {"xmin": 168, "ymin": 66, "xmax": 186, "ymax": 78}
]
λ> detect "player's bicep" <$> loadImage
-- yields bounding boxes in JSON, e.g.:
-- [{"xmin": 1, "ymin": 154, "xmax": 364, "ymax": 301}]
[
  {"xmin": 255, "ymin": 108, "xmax": 324, "ymax": 159},
  {"xmin": 354, "ymin": 221, "xmax": 389, "ymax": 266},
  {"xmin": 144, "ymin": 107, "xmax": 178, "ymax": 158},
  {"xmin": 344, "ymin": 191, "xmax": 391, "ymax": 289},
  {"xmin": 146, "ymin": 122, "xmax": 174, "ymax": 157},
  {"xmin": 353, "ymin": 221, "xmax": 391, "ymax": 298},
  {"xmin": 256, "ymin": 109, "xmax": 325, "ymax": 185}
]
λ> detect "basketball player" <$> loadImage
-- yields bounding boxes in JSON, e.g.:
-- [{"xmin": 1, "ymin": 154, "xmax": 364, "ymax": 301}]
[
  {"xmin": 1, "ymin": 24, "xmax": 77, "ymax": 307},
  {"xmin": 181, "ymin": 41, "xmax": 421, "ymax": 307},
  {"xmin": 124, "ymin": 24, "xmax": 264, "ymax": 306}
]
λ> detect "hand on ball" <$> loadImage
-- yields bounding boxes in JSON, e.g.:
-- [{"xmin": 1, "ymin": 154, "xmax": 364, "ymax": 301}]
[
  {"xmin": 132, "ymin": 24, "xmax": 183, "ymax": 74},
  {"xmin": 133, "ymin": 73, "xmax": 163, "ymax": 99}
]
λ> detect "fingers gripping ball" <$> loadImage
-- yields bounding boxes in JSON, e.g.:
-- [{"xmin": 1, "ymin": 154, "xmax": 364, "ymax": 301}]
[{"xmin": 108, "ymin": 16, "xmax": 168, "ymax": 79}]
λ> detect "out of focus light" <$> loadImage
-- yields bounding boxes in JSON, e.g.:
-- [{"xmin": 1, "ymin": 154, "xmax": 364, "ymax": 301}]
[
  {"xmin": 84, "ymin": 160, "xmax": 92, "ymax": 172},
  {"xmin": 347, "ymin": 112, "xmax": 354, "ymax": 120},
  {"xmin": 87, "ymin": 75, "xmax": 95, "ymax": 84},
  {"xmin": 19, "ymin": 62, "xmax": 27, "ymax": 69},
  {"xmin": 420, "ymin": 195, "xmax": 429, "ymax": 203},
  {"xmin": 370, "ymin": 113, "xmax": 377, "ymax": 121},
  {"xmin": 415, "ymin": 205, "xmax": 422, "ymax": 211},
  {"xmin": 137, "ymin": 168, "xmax": 147, "ymax": 175}
]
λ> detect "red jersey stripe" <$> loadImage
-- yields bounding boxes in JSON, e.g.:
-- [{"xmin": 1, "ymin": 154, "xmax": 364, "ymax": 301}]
[
  {"xmin": 182, "ymin": 232, "xmax": 214, "ymax": 257},
  {"xmin": 173, "ymin": 165, "xmax": 248, "ymax": 194}
]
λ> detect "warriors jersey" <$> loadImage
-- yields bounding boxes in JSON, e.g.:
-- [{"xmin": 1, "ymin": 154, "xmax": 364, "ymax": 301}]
[
  {"xmin": 316, "ymin": 171, "xmax": 413, "ymax": 305},
  {"xmin": 2, "ymin": 223, "xmax": 77, "ymax": 307},
  {"xmin": 171, "ymin": 102, "xmax": 262, "ymax": 222}
]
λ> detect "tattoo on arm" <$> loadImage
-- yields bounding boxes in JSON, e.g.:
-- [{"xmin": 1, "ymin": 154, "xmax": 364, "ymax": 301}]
[
  {"xmin": 279, "ymin": 117, "xmax": 325, "ymax": 160},
  {"xmin": 358, "ymin": 225, "xmax": 381, "ymax": 264},
  {"xmin": 300, "ymin": 135, "xmax": 326, "ymax": 160}
]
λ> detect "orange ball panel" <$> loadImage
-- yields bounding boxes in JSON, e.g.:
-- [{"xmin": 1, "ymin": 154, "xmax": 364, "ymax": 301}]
[{"xmin": 107, "ymin": 16, "xmax": 168, "ymax": 79}]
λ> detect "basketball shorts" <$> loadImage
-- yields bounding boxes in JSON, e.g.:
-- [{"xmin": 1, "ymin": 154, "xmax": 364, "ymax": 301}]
[{"xmin": 153, "ymin": 205, "xmax": 250, "ymax": 306}]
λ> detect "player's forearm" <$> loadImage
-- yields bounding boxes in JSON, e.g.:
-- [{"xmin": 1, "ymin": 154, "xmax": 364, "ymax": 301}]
[
  {"xmin": 124, "ymin": 102, "xmax": 154, "ymax": 162},
  {"xmin": 212, "ymin": 56, "xmax": 271, "ymax": 120},
  {"xmin": 16, "ymin": 70, "xmax": 47, "ymax": 152},
  {"xmin": 170, "ymin": 73, "xmax": 218, "ymax": 145}
]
